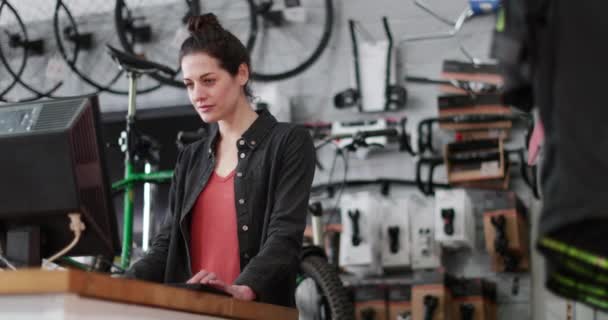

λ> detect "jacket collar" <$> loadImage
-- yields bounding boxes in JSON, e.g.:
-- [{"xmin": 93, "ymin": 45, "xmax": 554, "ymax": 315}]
[{"xmin": 205, "ymin": 108, "xmax": 277, "ymax": 157}]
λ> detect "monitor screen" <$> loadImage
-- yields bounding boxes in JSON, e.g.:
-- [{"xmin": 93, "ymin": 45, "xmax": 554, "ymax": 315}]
[{"xmin": 0, "ymin": 95, "xmax": 119, "ymax": 267}]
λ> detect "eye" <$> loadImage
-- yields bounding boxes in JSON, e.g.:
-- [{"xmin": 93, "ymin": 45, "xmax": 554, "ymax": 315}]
[
  {"xmin": 203, "ymin": 78, "xmax": 216, "ymax": 85},
  {"xmin": 184, "ymin": 82, "xmax": 193, "ymax": 89}
]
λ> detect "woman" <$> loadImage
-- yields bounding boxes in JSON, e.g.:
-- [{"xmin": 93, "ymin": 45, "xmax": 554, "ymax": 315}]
[{"xmin": 125, "ymin": 14, "xmax": 316, "ymax": 307}]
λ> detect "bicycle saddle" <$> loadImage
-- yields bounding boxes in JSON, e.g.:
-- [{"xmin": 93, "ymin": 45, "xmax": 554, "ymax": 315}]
[{"xmin": 106, "ymin": 44, "xmax": 177, "ymax": 76}]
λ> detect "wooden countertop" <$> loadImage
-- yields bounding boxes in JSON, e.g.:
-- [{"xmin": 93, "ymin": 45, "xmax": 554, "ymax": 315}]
[{"xmin": 0, "ymin": 269, "xmax": 297, "ymax": 320}]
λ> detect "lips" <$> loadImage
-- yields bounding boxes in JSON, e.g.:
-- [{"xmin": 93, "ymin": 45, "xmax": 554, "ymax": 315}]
[{"xmin": 196, "ymin": 105, "xmax": 214, "ymax": 113}]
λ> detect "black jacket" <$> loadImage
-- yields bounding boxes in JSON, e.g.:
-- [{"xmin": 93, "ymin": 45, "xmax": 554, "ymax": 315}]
[{"xmin": 125, "ymin": 109, "xmax": 316, "ymax": 307}]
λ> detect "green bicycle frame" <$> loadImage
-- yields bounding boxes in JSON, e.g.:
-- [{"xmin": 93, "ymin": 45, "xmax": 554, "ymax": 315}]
[{"xmin": 113, "ymin": 167, "xmax": 173, "ymax": 270}]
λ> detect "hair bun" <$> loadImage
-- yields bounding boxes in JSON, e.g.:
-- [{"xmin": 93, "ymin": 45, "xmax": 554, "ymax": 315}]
[{"xmin": 187, "ymin": 13, "xmax": 223, "ymax": 34}]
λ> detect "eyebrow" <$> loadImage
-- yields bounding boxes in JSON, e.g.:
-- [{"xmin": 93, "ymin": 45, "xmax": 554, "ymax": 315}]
[{"xmin": 183, "ymin": 72, "xmax": 215, "ymax": 82}]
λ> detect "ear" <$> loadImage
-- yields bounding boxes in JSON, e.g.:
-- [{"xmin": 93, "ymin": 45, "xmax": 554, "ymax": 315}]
[{"xmin": 236, "ymin": 63, "xmax": 249, "ymax": 86}]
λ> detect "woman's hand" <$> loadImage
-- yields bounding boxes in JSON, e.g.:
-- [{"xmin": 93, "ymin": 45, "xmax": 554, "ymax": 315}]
[{"xmin": 187, "ymin": 270, "xmax": 256, "ymax": 301}]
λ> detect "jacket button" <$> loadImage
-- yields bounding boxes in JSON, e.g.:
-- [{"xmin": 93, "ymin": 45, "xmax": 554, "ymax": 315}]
[
  {"xmin": 240, "ymin": 153, "xmax": 246, "ymax": 159},
  {"xmin": 239, "ymin": 140, "xmax": 245, "ymax": 146},
  {"xmin": 239, "ymin": 198, "xmax": 245, "ymax": 204},
  {"xmin": 237, "ymin": 172, "xmax": 243, "ymax": 177},
  {"xmin": 242, "ymin": 225, "xmax": 249, "ymax": 231},
  {"xmin": 251, "ymin": 140, "xmax": 256, "ymax": 145}
]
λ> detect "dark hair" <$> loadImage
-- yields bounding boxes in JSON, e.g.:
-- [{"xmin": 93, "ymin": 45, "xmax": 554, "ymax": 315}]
[{"xmin": 179, "ymin": 13, "xmax": 253, "ymax": 100}]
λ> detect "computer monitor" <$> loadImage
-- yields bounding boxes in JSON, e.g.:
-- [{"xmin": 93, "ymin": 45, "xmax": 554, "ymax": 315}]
[{"xmin": 0, "ymin": 95, "xmax": 120, "ymax": 267}]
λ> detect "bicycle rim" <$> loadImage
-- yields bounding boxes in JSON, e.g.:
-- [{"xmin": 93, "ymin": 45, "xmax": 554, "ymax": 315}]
[
  {"xmin": 0, "ymin": 0, "xmax": 26, "ymax": 101},
  {"xmin": 250, "ymin": 0, "xmax": 333, "ymax": 81},
  {"xmin": 114, "ymin": 0, "xmax": 256, "ymax": 88}
]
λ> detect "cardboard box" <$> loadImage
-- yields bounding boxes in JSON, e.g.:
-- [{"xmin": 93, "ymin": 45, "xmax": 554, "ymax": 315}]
[
  {"xmin": 445, "ymin": 138, "xmax": 506, "ymax": 185},
  {"xmin": 483, "ymin": 206, "xmax": 529, "ymax": 272},
  {"xmin": 412, "ymin": 273, "xmax": 456, "ymax": 320}
]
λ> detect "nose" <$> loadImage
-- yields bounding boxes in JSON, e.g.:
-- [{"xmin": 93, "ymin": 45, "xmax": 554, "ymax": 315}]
[{"xmin": 191, "ymin": 83, "xmax": 208, "ymax": 103}]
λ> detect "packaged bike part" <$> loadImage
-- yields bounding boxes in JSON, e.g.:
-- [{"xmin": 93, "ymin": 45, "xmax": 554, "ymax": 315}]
[
  {"xmin": 412, "ymin": 273, "xmax": 455, "ymax": 320},
  {"xmin": 483, "ymin": 205, "xmax": 529, "ymax": 272},
  {"xmin": 351, "ymin": 284, "xmax": 388, "ymax": 320},
  {"xmin": 434, "ymin": 189, "xmax": 476, "ymax": 249},
  {"xmin": 381, "ymin": 197, "xmax": 411, "ymax": 269},
  {"xmin": 334, "ymin": 18, "xmax": 406, "ymax": 113},
  {"xmin": 408, "ymin": 194, "xmax": 442, "ymax": 270},
  {"xmin": 339, "ymin": 192, "xmax": 384, "ymax": 276},
  {"xmin": 251, "ymin": 82, "xmax": 291, "ymax": 122},
  {"xmin": 331, "ymin": 119, "xmax": 389, "ymax": 159},
  {"xmin": 445, "ymin": 138, "xmax": 507, "ymax": 188},
  {"xmin": 440, "ymin": 60, "xmax": 502, "ymax": 96},
  {"xmin": 437, "ymin": 94, "xmax": 512, "ymax": 132},
  {"xmin": 450, "ymin": 278, "xmax": 497, "ymax": 320},
  {"xmin": 387, "ymin": 284, "xmax": 412, "ymax": 320}
]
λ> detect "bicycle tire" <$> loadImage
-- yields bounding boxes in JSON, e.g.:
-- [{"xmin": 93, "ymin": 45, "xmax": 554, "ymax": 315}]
[
  {"xmin": 114, "ymin": 0, "xmax": 257, "ymax": 88},
  {"xmin": 298, "ymin": 255, "xmax": 353, "ymax": 320},
  {"xmin": 0, "ymin": 0, "xmax": 27, "ymax": 101},
  {"xmin": 250, "ymin": 0, "xmax": 333, "ymax": 82},
  {"xmin": 53, "ymin": 0, "xmax": 162, "ymax": 95},
  {"xmin": 0, "ymin": 0, "xmax": 68, "ymax": 100}
]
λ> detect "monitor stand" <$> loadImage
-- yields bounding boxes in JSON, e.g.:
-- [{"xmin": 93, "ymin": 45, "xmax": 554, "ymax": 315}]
[{"xmin": 5, "ymin": 226, "xmax": 41, "ymax": 267}]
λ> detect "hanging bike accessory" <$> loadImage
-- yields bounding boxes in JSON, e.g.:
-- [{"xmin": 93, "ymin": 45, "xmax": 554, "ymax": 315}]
[
  {"xmin": 416, "ymin": 113, "xmax": 533, "ymax": 155},
  {"xmin": 388, "ymin": 226, "xmax": 400, "ymax": 254},
  {"xmin": 381, "ymin": 197, "xmax": 411, "ymax": 268},
  {"xmin": 490, "ymin": 214, "xmax": 522, "ymax": 295},
  {"xmin": 348, "ymin": 209, "xmax": 362, "ymax": 247},
  {"xmin": 249, "ymin": 0, "xmax": 333, "ymax": 81},
  {"xmin": 312, "ymin": 117, "xmax": 416, "ymax": 157},
  {"xmin": 406, "ymin": 75, "xmax": 499, "ymax": 96},
  {"xmin": 106, "ymin": 44, "xmax": 177, "ymax": 269},
  {"xmin": 434, "ymin": 189, "xmax": 476, "ymax": 249},
  {"xmin": 441, "ymin": 209, "xmax": 455, "ymax": 236},
  {"xmin": 334, "ymin": 17, "xmax": 407, "ymax": 112},
  {"xmin": 423, "ymin": 295, "xmax": 439, "ymax": 320},
  {"xmin": 491, "ymin": 215, "xmax": 519, "ymax": 272},
  {"xmin": 445, "ymin": 138, "xmax": 506, "ymax": 188},
  {"xmin": 0, "ymin": 0, "xmax": 64, "ymax": 102}
]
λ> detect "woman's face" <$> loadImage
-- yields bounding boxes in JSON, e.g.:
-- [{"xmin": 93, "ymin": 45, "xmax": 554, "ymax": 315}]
[{"xmin": 182, "ymin": 52, "xmax": 248, "ymax": 123}]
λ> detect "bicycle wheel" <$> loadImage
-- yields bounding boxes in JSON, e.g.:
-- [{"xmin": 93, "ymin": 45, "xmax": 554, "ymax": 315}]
[
  {"xmin": 250, "ymin": 0, "xmax": 334, "ymax": 81},
  {"xmin": 54, "ymin": 0, "xmax": 162, "ymax": 95},
  {"xmin": 0, "ymin": 0, "xmax": 26, "ymax": 101},
  {"xmin": 297, "ymin": 255, "xmax": 353, "ymax": 320},
  {"xmin": 114, "ymin": 0, "xmax": 256, "ymax": 88}
]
